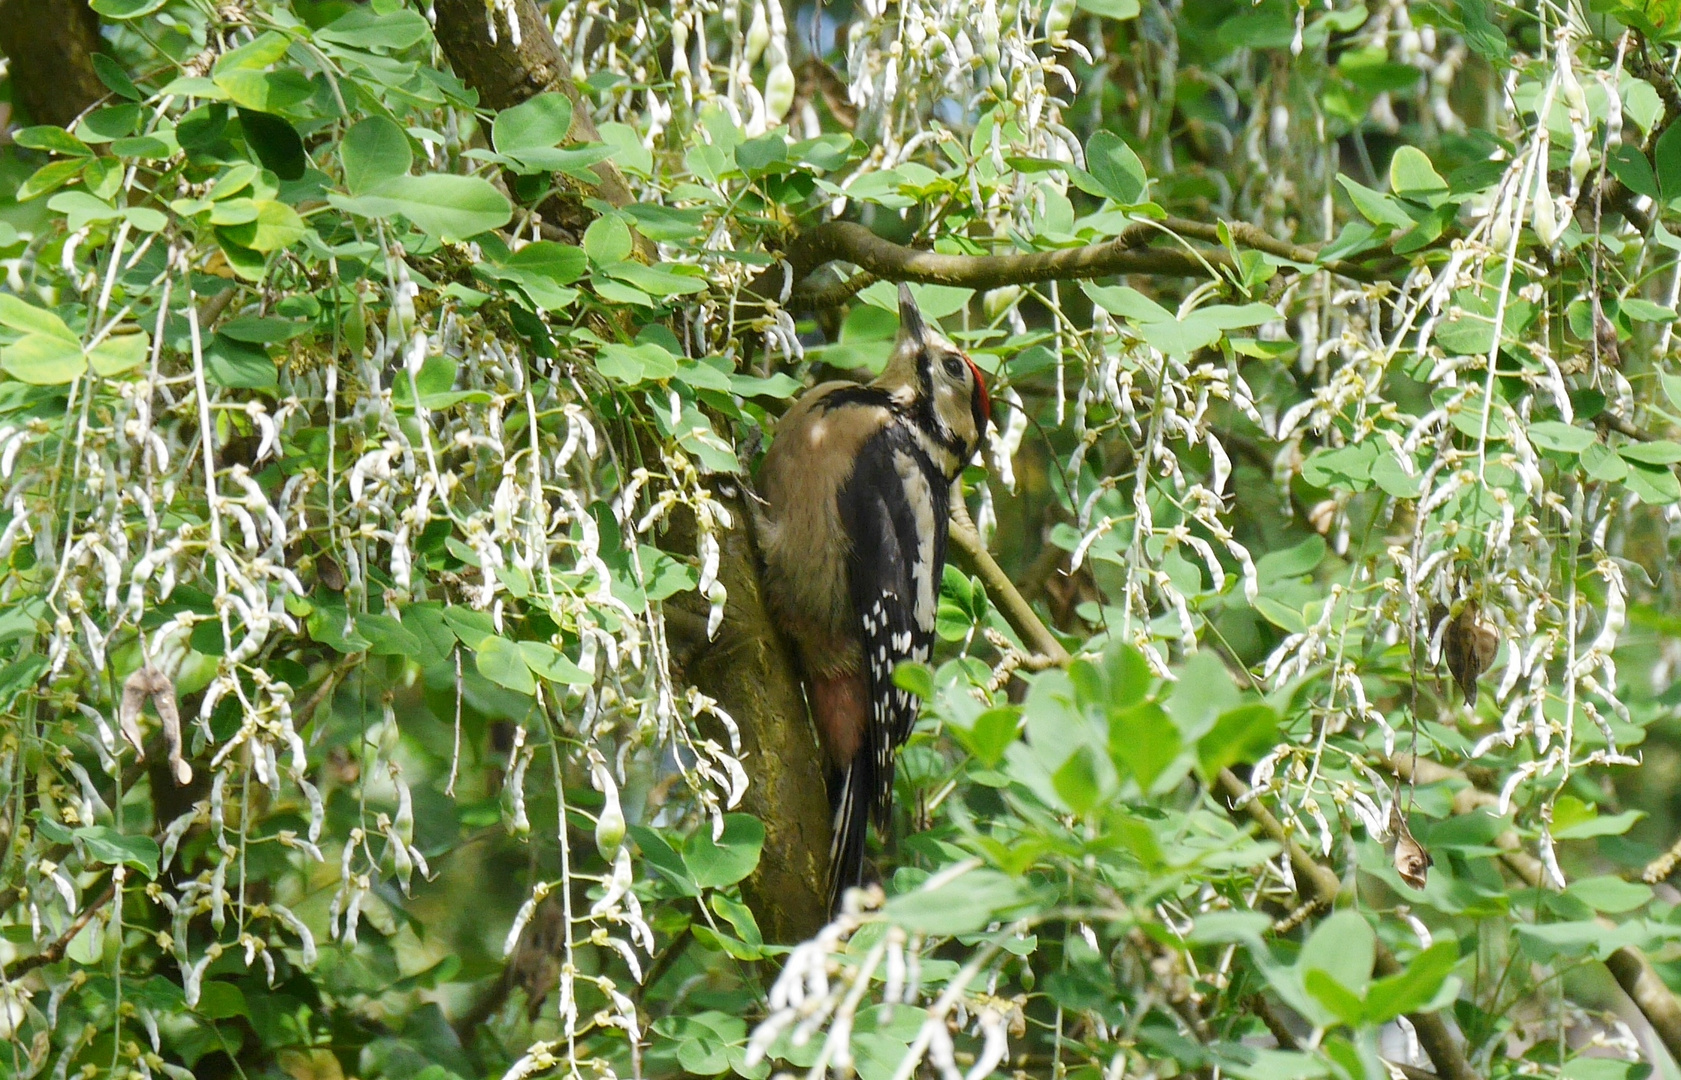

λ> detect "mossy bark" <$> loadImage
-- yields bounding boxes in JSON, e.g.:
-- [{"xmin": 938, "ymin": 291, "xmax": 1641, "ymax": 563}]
[{"xmin": 666, "ymin": 495, "xmax": 832, "ymax": 943}]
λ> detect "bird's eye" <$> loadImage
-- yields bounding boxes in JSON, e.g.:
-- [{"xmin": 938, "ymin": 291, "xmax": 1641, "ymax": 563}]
[{"xmin": 941, "ymin": 354, "xmax": 965, "ymax": 378}]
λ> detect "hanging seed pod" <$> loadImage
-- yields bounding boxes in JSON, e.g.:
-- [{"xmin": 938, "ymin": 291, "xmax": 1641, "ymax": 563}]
[
  {"xmin": 1390, "ymin": 803, "xmax": 1433, "ymax": 890},
  {"xmin": 745, "ymin": 1, "xmax": 770, "ymax": 67},
  {"xmin": 1440, "ymin": 599, "xmax": 1498, "ymax": 707},
  {"xmin": 764, "ymin": 60, "xmax": 796, "ymax": 122}
]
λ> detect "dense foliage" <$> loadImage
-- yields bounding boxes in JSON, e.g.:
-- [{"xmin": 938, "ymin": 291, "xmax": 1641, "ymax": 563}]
[{"xmin": 2, "ymin": 0, "xmax": 1681, "ymax": 1077}]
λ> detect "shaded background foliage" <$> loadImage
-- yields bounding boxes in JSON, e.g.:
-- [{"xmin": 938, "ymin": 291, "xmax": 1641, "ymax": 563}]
[{"xmin": 1, "ymin": 0, "xmax": 1681, "ymax": 1078}]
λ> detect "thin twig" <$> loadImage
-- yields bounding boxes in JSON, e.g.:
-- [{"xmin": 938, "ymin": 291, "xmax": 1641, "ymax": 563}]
[
  {"xmin": 3, "ymin": 881, "xmax": 116, "ymax": 979},
  {"xmin": 947, "ymin": 489, "xmax": 1069, "ymax": 663}
]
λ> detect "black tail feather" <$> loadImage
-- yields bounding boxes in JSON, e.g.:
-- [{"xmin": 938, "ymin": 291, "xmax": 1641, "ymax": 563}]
[{"xmin": 825, "ymin": 759, "xmax": 871, "ymax": 916}]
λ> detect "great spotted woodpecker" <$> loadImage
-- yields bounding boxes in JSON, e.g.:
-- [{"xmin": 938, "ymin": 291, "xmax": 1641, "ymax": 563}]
[{"xmin": 757, "ymin": 284, "xmax": 990, "ymax": 911}]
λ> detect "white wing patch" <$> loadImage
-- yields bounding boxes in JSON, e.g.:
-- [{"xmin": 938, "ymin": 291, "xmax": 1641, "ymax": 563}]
[{"xmin": 891, "ymin": 448, "xmax": 938, "ymax": 634}]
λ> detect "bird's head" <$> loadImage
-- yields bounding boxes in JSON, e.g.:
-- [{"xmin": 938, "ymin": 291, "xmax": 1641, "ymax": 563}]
[{"xmin": 876, "ymin": 283, "xmax": 991, "ymax": 462}]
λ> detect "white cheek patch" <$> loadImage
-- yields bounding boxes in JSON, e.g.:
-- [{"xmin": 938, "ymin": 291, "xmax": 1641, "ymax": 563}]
[{"xmin": 892, "ymin": 449, "xmax": 938, "ymax": 633}]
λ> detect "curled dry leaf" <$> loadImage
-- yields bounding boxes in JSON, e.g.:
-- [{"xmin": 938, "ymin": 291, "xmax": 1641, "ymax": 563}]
[
  {"xmin": 120, "ymin": 665, "xmax": 193, "ymax": 785},
  {"xmin": 1438, "ymin": 599, "xmax": 1498, "ymax": 708},
  {"xmin": 1390, "ymin": 803, "xmax": 1433, "ymax": 891}
]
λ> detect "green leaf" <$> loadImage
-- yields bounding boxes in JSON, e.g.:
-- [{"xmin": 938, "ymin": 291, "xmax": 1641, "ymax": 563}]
[
  {"xmin": 1389, "ymin": 146, "xmax": 1447, "ymax": 198},
  {"xmin": 92, "ymin": 53, "xmax": 142, "ymax": 100},
  {"xmin": 441, "ymin": 605, "xmax": 496, "ymax": 648},
  {"xmin": 1364, "ymin": 941, "xmax": 1460, "ymax": 1023},
  {"xmin": 247, "ymin": 200, "xmax": 305, "ymax": 252},
  {"xmin": 204, "ymin": 333, "xmax": 278, "ymax": 391},
  {"xmin": 341, "ymin": 117, "xmax": 413, "ymax": 195},
  {"xmin": 1303, "ymin": 968, "xmax": 1366, "ymax": 1027},
  {"xmin": 607, "ymin": 261, "xmax": 710, "ymax": 297},
  {"xmin": 1656, "ymin": 120, "xmax": 1681, "ymax": 202},
  {"xmin": 220, "ymin": 317, "xmax": 310, "ymax": 344},
  {"xmin": 3, "ymin": 335, "xmax": 87, "ymax": 385},
  {"xmin": 77, "ymin": 827, "xmax": 161, "ymax": 878},
  {"xmin": 518, "ymin": 640, "xmax": 593, "ymax": 686},
  {"xmin": 194, "ymin": 981, "xmax": 249, "ymax": 1020},
  {"xmin": 959, "ymin": 706, "xmax": 1021, "ymax": 768},
  {"xmin": 683, "ymin": 814, "xmax": 765, "ymax": 889},
  {"xmin": 1052, "ymin": 745, "xmax": 1105, "ymax": 814},
  {"xmin": 237, "ymin": 109, "xmax": 306, "ymax": 181},
  {"xmin": 494, "ymin": 92, "xmax": 575, "ymax": 155},
  {"xmin": 214, "ymin": 69, "xmax": 314, "ymax": 115},
  {"xmin": 0, "ymin": 295, "xmax": 78, "ymax": 342},
  {"xmin": 1085, "ymin": 131, "xmax": 1149, "ymax": 205},
  {"xmin": 1196, "ymin": 703, "xmax": 1278, "ymax": 779},
  {"xmin": 883, "ymin": 867, "xmax": 1031, "ymax": 934},
  {"xmin": 1620, "ymin": 297, "xmax": 1677, "ymax": 323},
  {"xmin": 1108, "ymin": 701, "xmax": 1181, "ymax": 791},
  {"xmin": 17, "ymin": 159, "xmax": 87, "ymax": 202},
  {"xmin": 596, "ymin": 341, "xmax": 678, "ymax": 385},
  {"xmin": 332, "ymin": 174, "xmax": 512, "ymax": 241},
  {"xmin": 214, "ymin": 30, "xmax": 291, "ymax": 73},
  {"xmin": 1526, "ymin": 420, "xmax": 1596, "ymax": 453},
  {"xmin": 1553, "ymin": 807, "xmax": 1644, "ymax": 839},
  {"xmin": 1582, "ymin": 441, "xmax": 1629, "ymax": 482},
  {"xmin": 1076, "ymin": 0, "xmax": 1140, "ymax": 17},
  {"xmin": 735, "ymin": 133, "xmax": 789, "ymax": 177},
  {"xmin": 48, "ymin": 190, "xmax": 123, "ymax": 233},
  {"xmin": 583, "ymin": 215, "xmax": 634, "ymax": 265},
  {"xmin": 90, "ymin": 0, "xmax": 168, "ymax": 18},
  {"xmin": 1300, "ymin": 910, "xmax": 1375, "ymax": 996},
  {"xmin": 1625, "ymin": 462, "xmax": 1681, "ymax": 504},
  {"xmin": 476, "ymin": 635, "xmax": 536, "ymax": 695},
  {"xmin": 1337, "ymin": 175, "xmax": 1415, "ymax": 229},
  {"xmin": 1617, "ymin": 440, "xmax": 1681, "ymax": 465},
  {"xmin": 503, "ymin": 241, "xmax": 588, "ymax": 284},
  {"xmin": 88, "ymin": 332, "xmax": 151, "ymax": 377},
  {"xmin": 1564, "ymin": 875, "xmax": 1652, "ymax": 914},
  {"xmin": 317, "ymin": 5, "xmax": 433, "ymax": 48},
  {"xmin": 1609, "ymin": 144, "xmax": 1662, "ymax": 202},
  {"xmin": 15, "ymin": 125, "xmax": 92, "ymax": 157}
]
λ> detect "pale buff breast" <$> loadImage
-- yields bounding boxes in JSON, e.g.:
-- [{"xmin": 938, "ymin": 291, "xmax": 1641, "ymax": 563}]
[{"xmin": 757, "ymin": 383, "xmax": 889, "ymax": 678}]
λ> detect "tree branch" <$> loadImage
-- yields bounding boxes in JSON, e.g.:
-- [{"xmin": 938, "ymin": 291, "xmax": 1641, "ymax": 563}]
[
  {"xmin": 751, "ymin": 215, "xmax": 1381, "ymax": 307},
  {"xmin": 3, "ymin": 880, "xmax": 115, "ymax": 979},
  {"xmin": 948, "ymin": 490, "xmax": 1069, "ymax": 663}
]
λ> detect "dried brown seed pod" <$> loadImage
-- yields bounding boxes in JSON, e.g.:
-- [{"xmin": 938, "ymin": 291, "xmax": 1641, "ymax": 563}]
[
  {"xmin": 1390, "ymin": 803, "xmax": 1433, "ymax": 891},
  {"xmin": 119, "ymin": 666, "xmax": 192, "ymax": 785},
  {"xmin": 1440, "ymin": 600, "xmax": 1498, "ymax": 708}
]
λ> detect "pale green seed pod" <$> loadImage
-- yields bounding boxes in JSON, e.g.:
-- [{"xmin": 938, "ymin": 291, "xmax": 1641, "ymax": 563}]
[
  {"xmin": 1044, "ymin": 0, "xmax": 1076, "ymax": 40},
  {"xmin": 764, "ymin": 61, "xmax": 796, "ymax": 122},
  {"xmin": 984, "ymin": 285, "xmax": 1022, "ymax": 320},
  {"xmin": 745, "ymin": 2, "xmax": 770, "ymax": 67}
]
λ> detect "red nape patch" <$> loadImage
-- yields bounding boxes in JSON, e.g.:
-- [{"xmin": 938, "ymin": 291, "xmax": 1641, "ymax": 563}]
[
  {"xmin": 812, "ymin": 670, "xmax": 868, "ymax": 769},
  {"xmin": 962, "ymin": 354, "xmax": 992, "ymax": 424}
]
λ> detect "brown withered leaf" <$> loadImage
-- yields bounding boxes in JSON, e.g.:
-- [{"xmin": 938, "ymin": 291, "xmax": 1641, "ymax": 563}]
[
  {"xmin": 1440, "ymin": 600, "xmax": 1498, "ymax": 708},
  {"xmin": 1390, "ymin": 803, "xmax": 1433, "ymax": 891}
]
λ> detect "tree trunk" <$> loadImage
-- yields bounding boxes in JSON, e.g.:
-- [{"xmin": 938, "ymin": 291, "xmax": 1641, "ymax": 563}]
[
  {"xmin": 432, "ymin": 0, "xmax": 832, "ymax": 942},
  {"xmin": 667, "ymin": 494, "xmax": 833, "ymax": 943},
  {"xmin": 0, "ymin": 0, "xmax": 105, "ymax": 128},
  {"xmin": 430, "ymin": 0, "xmax": 645, "ymax": 247}
]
